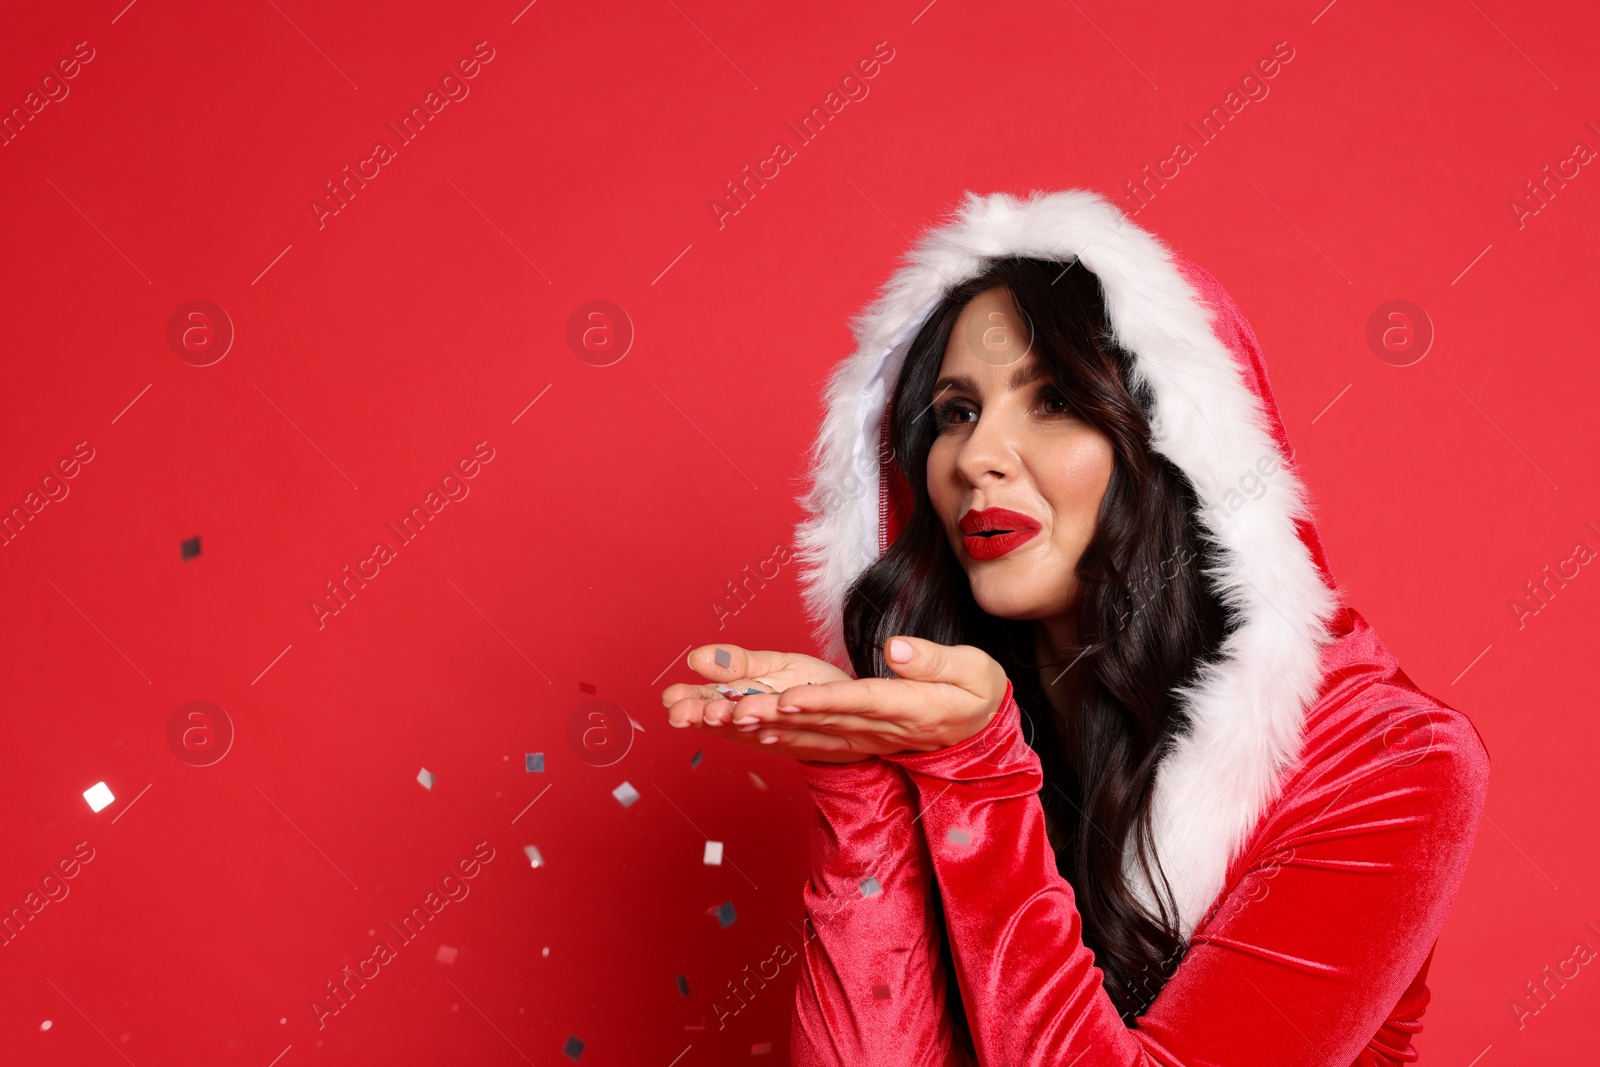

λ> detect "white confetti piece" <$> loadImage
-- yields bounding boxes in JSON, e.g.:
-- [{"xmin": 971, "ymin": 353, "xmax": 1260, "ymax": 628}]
[
  {"xmin": 703, "ymin": 840, "xmax": 724, "ymax": 865},
  {"xmin": 524, "ymin": 845, "xmax": 545, "ymax": 868},
  {"xmin": 83, "ymin": 782, "xmax": 114, "ymax": 813},
  {"xmin": 417, "ymin": 768, "xmax": 436, "ymax": 790},
  {"xmin": 946, "ymin": 827, "xmax": 972, "ymax": 846},
  {"xmin": 859, "ymin": 876, "xmax": 882, "ymax": 898},
  {"xmin": 612, "ymin": 780, "xmax": 640, "ymax": 807},
  {"xmin": 435, "ymin": 944, "xmax": 458, "ymax": 964}
]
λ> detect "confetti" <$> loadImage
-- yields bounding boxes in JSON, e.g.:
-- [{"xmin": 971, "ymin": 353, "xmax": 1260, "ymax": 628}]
[
  {"xmin": 82, "ymin": 782, "xmax": 114, "ymax": 813},
  {"xmin": 417, "ymin": 768, "xmax": 436, "ymax": 790},
  {"xmin": 872, "ymin": 983, "xmax": 891, "ymax": 1000},
  {"xmin": 748, "ymin": 772, "xmax": 768, "ymax": 791},
  {"xmin": 525, "ymin": 753, "xmax": 545, "ymax": 773},
  {"xmin": 180, "ymin": 535, "xmax": 201, "ymax": 560},
  {"xmin": 542, "ymin": 946, "xmax": 550, "ymax": 958},
  {"xmin": 859, "ymin": 876, "xmax": 882, "ymax": 898},
  {"xmin": 628, "ymin": 715, "xmax": 646, "ymax": 733},
  {"xmin": 524, "ymin": 845, "xmax": 545, "ymax": 868},
  {"xmin": 946, "ymin": 827, "xmax": 972, "ymax": 846},
  {"xmin": 703, "ymin": 841, "xmax": 724, "ymax": 866},
  {"xmin": 714, "ymin": 901, "xmax": 737, "ymax": 928},
  {"xmin": 714, "ymin": 647, "xmax": 732, "ymax": 668},
  {"xmin": 752, "ymin": 1041, "xmax": 772, "ymax": 1055},
  {"xmin": 39, "ymin": 1020, "xmax": 52, "ymax": 1032},
  {"xmin": 691, "ymin": 750, "xmax": 703, "ymax": 769},
  {"xmin": 612, "ymin": 781, "xmax": 640, "ymax": 808},
  {"xmin": 676, "ymin": 974, "xmax": 690, "ymax": 996},
  {"xmin": 563, "ymin": 1034, "xmax": 585, "ymax": 1060},
  {"xmin": 435, "ymin": 944, "xmax": 458, "ymax": 964}
]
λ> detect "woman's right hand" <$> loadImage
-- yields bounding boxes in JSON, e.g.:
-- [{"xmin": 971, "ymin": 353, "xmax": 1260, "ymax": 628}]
[{"xmin": 660, "ymin": 644, "xmax": 867, "ymax": 763}]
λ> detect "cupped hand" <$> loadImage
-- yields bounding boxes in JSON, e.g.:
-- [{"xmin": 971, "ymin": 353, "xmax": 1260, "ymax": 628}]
[
  {"xmin": 660, "ymin": 644, "xmax": 866, "ymax": 763},
  {"xmin": 725, "ymin": 636, "xmax": 1011, "ymax": 758}
]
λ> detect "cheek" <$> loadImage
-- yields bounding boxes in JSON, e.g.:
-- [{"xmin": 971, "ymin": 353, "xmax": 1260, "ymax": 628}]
[
  {"xmin": 925, "ymin": 441, "xmax": 959, "ymax": 519},
  {"xmin": 1038, "ymin": 435, "xmax": 1115, "ymax": 550}
]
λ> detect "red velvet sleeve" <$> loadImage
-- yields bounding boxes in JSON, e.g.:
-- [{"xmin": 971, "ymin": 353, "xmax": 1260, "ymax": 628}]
[
  {"xmin": 789, "ymin": 756, "xmax": 973, "ymax": 1066},
  {"xmin": 881, "ymin": 679, "xmax": 1490, "ymax": 1067}
]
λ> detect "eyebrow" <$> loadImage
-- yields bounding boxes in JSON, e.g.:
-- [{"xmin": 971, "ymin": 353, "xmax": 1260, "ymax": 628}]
[{"xmin": 930, "ymin": 360, "xmax": 1049, "ymax": 399}]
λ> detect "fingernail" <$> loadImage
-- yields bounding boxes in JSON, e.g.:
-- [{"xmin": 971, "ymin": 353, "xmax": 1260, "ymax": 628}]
[
  {"xmin": 760, "ymin": 735, "xmax": 779, "ymax": 744},
  {"xmin": 734, "ymin": 716, "xmax": 759, "ymax": 726},
  {"xmin": 889, "ymin": 638, "xmax": 913, "ymax": 663},
  {"xmin": 670, "ymin": 719, "xmax": 688, "ymax": 729},
  {"xmin": 778, "ymin": 705, "xmax": 801, "ymax": 713}
]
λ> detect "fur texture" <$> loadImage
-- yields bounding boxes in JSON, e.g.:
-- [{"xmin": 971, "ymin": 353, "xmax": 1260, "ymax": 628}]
[{"xmin": 791, "ymin": 189, "xmax": 1342, "ymax": 938}]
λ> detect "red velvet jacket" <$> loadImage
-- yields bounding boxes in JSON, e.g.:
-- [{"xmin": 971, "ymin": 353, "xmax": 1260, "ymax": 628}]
[
  {"xmin": 787, "ymin": 191, "xmax": 1491, "ymax": 1065},
  {"xmin": 790, "ymin": 607, "xmax": 1489, "ymax": 1065}
]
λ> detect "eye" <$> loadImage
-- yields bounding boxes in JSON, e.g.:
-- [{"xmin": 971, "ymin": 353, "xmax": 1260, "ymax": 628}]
[
  {"xmin": 933, "ymin": 397, "xmax": 978, "ymax": 429},
  {"xmin": 1036, "ymin": 387, "xmax": 1077, "ymax": 418}
]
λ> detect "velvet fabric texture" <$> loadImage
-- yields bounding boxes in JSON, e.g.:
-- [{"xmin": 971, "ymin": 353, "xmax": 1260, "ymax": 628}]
[
  {"xmin": 792, "ymin": 624, "xmax": 1490, "ymax": 1065},
  {"xmin": 787, "ymin": 221, "xmax": 1491, "ymax": 1063}
]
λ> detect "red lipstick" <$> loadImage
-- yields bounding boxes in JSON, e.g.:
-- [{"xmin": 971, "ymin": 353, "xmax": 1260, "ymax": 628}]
[{"xmin": 958, "ymin": 507, "xmax": 1042, "ymax": 560}]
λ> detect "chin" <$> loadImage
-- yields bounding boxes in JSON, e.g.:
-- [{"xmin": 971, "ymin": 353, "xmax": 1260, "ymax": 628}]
[
  {"xmin": 950, "ymin": 537, "xmax": 1073, "ymax": 620},
  {"xmin": 966, "ymin": 575, "xmax": 1060, "ymax": 622}
]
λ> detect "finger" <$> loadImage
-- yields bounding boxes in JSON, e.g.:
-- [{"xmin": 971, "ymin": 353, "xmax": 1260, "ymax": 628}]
[
  {"xmin": 661, "ymin": 679, "xmax": 759, "ymax": 726},
  {"xmin": 713, "ymin": 689, "xmax": 822, "ymax": 729},
  {"xmin": 670, "ymin": 694, "xmax": 758, "ymax": 728},
  {"xmin": 701, "ymin": 698, "xmax": 740, "ymax": 726},
  {"xmin": 774, "ymin": 676, "xmax": 946, "ymax": 719},
  {"xmin": 883, "ymin": 636, "xmax": 993, "ymax": 694},
  {"xmin": 716, "ymin": 691, "xmax": 784, "ymax": 730},
  {"xmin": 665, "ymin": 695, "xmax": 711, "ymax": 729},
  {"xmin": 718, "ymin": 694, "xmax": 894, "ymax": 739},
  {"xmin": 661, "ymin": 681, "xmax": 719, "ymax": 707},
  {"xmin": 686, "ymin": 644, "xmax": 794, "ymax": 685}
]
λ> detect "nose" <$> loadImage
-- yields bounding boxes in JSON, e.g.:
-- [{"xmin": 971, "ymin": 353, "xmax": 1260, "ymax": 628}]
[{"xmin": 954, "ymin": 405, "xmax": 1020, "ymax": 487}]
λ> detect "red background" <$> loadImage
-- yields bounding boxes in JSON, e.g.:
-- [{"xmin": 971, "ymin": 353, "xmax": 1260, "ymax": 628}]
[{"xmin": 1, "ymin": 1, "xmax": 1596, "ymax": 1064}]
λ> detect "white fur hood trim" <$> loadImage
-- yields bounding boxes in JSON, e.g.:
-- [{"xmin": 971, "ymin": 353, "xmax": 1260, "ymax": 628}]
[{"xmin": 791, "ymin": 189, "xmax": 1342, "ymax": 939}]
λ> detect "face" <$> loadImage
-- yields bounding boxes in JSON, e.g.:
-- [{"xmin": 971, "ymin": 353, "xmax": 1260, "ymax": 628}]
[{"xmin": 925, "ymin": 287, "xmax": 1116, "ymax": 621}]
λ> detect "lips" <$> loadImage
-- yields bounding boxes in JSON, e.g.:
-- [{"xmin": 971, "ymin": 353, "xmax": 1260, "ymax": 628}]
[{"xmin": 958, "ymin": 507, "xmax": 1042, "ymax": 561}]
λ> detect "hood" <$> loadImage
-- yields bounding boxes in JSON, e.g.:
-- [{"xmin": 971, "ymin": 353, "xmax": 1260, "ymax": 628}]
[{"xmin": 792, "ymin": 188, "xmax": 1344, "ymax": 938}]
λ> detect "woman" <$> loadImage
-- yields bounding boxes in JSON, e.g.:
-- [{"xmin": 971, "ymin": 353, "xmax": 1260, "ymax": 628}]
[{"xmin": 661, "ymin": 189, "xmax": 1489, "ymax": 1066}]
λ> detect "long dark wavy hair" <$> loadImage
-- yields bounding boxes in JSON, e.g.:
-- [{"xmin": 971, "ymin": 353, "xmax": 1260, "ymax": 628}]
[{"xmin": 842, "ymin": 256, "xmax": 1233, "ymax": 1025}]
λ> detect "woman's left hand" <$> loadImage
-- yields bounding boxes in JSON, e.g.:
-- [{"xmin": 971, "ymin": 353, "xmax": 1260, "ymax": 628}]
[{"xmin": 721, "ymin": 636, "xmax": 1011, "ymax": 758}]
